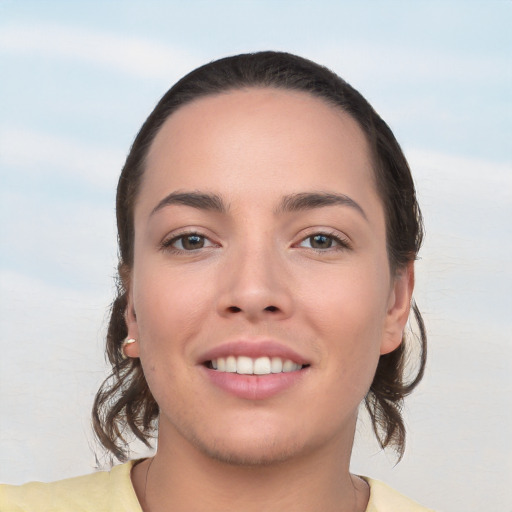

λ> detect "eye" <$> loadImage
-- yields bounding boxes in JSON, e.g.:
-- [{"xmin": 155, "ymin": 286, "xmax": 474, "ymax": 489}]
[
  {"xmin": 162, "ymin": 232, "xmax": 216, "ymax": 252},
  {"xmin": 298, "ymin": 232, "xmax": 350, "ymax": 251}
]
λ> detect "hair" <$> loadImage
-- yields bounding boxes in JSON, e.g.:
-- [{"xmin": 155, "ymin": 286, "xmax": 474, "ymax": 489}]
[{"xmin": 92, "ymin": 51, "xmax": 426, "ymax": 463}]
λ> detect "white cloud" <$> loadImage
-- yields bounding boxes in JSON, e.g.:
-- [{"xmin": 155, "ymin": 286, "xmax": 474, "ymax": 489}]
[
  {"xmin": 0, "ymin": 187, "xmax": 118, "ymax": 291},
  {"xmin": 0, "ymin": 127, "xmax": 124, "ymax": 189},
  {"xmin": 0, "ymin": 22, "xmax": 201, "ymax": 80},
  {"xmin": 404, "ymin": 149, "xmax": 512, "ymax": 325},
  {"xmin": 0, "ymin": 269, "xmax": 110, "ymax": 343},
  {"xmin": 0, "ymin": 269, "xmax": 112, "ymax": 482},
  {"xmin": 311, "ymin": 40, "xmax": 509, "ymax": 88},
  {"xmin": 408, "ymin": 148, "xmax": 512, "ymax": 203}
]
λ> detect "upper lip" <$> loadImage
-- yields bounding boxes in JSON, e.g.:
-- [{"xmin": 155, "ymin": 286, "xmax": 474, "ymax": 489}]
[{"xmin": 198, "ymin": 340, "xmax": 310, "ymax": 366}]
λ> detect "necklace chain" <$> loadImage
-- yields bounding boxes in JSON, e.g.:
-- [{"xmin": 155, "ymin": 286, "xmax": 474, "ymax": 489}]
[{"xmin": 142, "ymin": 457, "xmax": 154, "ymax": 512}]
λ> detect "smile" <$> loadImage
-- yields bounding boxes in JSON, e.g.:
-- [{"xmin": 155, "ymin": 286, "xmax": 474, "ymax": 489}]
[{"xmin": 209, "ymin": 356, "xmax": 305, "ymax": 375}]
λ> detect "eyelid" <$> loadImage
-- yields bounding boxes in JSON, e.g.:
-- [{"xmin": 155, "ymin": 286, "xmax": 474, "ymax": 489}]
[
  {"xmin": 295, "ymin": 229, "xmax": 352, "ymax": 251},
  {"xmin": 160, "ymin": 229, "xmax": 219, "ymax": 252}
]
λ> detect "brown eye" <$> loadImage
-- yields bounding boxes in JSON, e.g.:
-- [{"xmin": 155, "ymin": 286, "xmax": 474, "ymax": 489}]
[
  {"xmin": 308, "ymin": 234, "xmax": 333, "ymax": 249},
  {"xmin": 297, "ymin": 232, "xmax": 350, "ymax": 251},
  {"xmin": 181, "ymin": 234, "xmax": 205, "ymax": 250},
  {"xmin": 164, "ymin": 233, "xmax": 215, "ymax": 252}
]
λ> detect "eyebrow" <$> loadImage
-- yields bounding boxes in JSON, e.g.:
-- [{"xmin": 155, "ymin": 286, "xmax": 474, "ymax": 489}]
[
  {"xmin": 150, "ymin": 190, "xmax": 367, "ymax": 220},
  {"xmin": 150, "ymin": 191, "xmax": 227, "ymax": 216},
  {"xmin": 276, "ymin": 192, "xmax": 367, "ymax": 220}
]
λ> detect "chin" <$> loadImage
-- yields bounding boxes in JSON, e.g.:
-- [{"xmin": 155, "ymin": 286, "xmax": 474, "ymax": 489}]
[
  {"xmin": 192, "ymin": 434, "xmax": 306, "ymax": 467},
  {"xmin": 168, "ymin": 413, "xmax": 309, "ymax": 467},
  {"xmin": 158, "ymin": 398, "xmax": 355, "ymax": 467}
]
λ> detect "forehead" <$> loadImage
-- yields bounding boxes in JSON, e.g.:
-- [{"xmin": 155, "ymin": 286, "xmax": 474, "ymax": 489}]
[{"xmin": 140, "ymin": 88, "xmax": 377, "ymax": 212}]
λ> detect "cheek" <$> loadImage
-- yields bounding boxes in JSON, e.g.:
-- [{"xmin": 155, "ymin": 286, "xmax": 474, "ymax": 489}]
[
  {"xmin": 304, "ymin": 264, "xmax": 389, "ymax": 334},
  {"xmin": 301, "ymin": 262, "xmax": 390, "ymax": 385},
  {"xmin": 131, "ymin": 266, "xmax": 212, "ymax": 410},
  {"xmin": 133, "ymin": 263, "xmax": 213, "ymax": 355}
]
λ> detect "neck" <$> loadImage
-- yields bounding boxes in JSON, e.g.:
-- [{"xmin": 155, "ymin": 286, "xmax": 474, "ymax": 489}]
[{"xmin": 131, "ymin": 421, "xmax": 369, "ymax": 512}]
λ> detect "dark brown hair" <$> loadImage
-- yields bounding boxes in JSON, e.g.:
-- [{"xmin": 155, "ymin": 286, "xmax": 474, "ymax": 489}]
[{"xmin": 93, "ymin": 51, "xmax": 426, "ymax": 463}]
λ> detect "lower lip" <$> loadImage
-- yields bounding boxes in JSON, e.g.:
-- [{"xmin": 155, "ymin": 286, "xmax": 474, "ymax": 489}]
[{"xmin": 201, "ymin": 366, "xmax": 308, "ymax": 400}]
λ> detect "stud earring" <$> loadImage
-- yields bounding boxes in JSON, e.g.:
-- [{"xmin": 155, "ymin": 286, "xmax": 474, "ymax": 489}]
[{"xmin": 121, "ymin": 337, "xmax": 137, "ymax": 359}]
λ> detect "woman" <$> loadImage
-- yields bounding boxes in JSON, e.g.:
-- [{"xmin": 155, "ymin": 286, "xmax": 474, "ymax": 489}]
[{"xmin": 1, "ymin": 51, "xmax": 432, "ymax": 511}]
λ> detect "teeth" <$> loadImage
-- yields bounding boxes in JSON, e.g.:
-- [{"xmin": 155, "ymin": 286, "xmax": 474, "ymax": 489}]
[
  {"xmin": 271, "ymin": 357, "xmax": 283, "ymax": 373},
  {"xmin": 226, "ymin": 355, "xmax": 237, "ymax": 373},
  {"xmin": 210, "ymin": 356, "xmax": 302, "ymax": 375},
  {"xmin": 283, "ymin": 359, "xmax": 296, "ymax": 372},
  {"xmin": 237, "ymin": 356, "xmax": 253, "ymax": 374},
  {"xmin": 254, "ymin": 357, "xmax": 271, "ymax": 375}
]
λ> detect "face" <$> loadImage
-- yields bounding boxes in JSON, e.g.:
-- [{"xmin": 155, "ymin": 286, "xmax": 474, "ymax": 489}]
[{"xmin": 125, "ymin": 88, "xmax": 413, "ymax": 465}]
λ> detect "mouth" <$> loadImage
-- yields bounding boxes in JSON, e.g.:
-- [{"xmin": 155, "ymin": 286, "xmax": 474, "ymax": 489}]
[
  {"xmin": 200, "ymin": 342, "xmax": 310, "ymax": 399},
  {"xmin": 205, "ymin": 356, "xmax": 309, "ymax": 375},
  {"xmin": 199, "ymin": 340, "xmax": 311, "ymax": 399}
]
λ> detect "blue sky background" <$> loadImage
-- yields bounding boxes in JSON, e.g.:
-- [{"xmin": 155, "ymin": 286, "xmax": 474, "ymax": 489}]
[{"xmin": 0, "ymin": 2, "xmax": 510, "ymax": 510}]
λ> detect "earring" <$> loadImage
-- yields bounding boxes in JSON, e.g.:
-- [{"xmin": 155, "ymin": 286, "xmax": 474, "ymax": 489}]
[{"xmin": 121, "ymin": 337, "xmax": 137, "ymax": 359}]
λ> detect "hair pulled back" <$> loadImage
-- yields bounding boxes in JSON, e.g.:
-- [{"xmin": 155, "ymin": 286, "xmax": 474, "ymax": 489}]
[{"xmin": 93, "ymin": 51, "xmax": 426, "ymax": 463}]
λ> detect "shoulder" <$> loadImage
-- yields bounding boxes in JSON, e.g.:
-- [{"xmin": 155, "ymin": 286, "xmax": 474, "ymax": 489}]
[
  {"xmin": 0, "ymin": 461, "xmax": 142, "ymax": 512},
  {"xmin": 364, "ymin": 477, "xmax": 436, "ymax": 512}
]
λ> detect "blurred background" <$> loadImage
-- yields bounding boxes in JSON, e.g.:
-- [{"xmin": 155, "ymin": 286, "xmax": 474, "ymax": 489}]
[{"xmin": 0, "ymin": 1, "xmax": 510, "ymax": 510}]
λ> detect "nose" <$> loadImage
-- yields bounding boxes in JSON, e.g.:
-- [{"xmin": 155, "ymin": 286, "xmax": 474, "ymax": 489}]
[{"xmin": 216, "ymin": 244, "xmax": 294, "ymax": 323}]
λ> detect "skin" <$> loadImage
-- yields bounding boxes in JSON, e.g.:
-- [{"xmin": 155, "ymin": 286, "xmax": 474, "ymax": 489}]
[{"xmin": 124, "ymin": 88, "xmax": 414, "ymax": 512}]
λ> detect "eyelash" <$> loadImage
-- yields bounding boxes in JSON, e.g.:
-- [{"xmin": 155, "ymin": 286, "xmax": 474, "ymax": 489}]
[
  {"xmin": 296, "ymin": 231, "xmax": 352, "ymax": 252},
  {"xmin": 161, "ymin": 231, "xmax": 216, "ymax": 253},
  {"xmin": 160, "ymin": 230, "xmax": 352, "ymax": 254}
]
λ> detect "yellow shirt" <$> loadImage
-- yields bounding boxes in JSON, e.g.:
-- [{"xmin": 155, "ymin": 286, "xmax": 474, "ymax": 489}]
[{"xmin": 0, "ymin": 461, "xmax": 435, "ymax": 511}]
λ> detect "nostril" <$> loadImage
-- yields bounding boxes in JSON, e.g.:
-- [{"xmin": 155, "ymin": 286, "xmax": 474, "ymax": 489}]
[{"xmin": 225, "ymin": 305, "xmax": 279, "ymax": 314}]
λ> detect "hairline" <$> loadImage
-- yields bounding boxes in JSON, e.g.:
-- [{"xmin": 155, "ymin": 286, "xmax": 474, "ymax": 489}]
[{"xmin": 132, "ymin": 84, "xmax": 385, "ymax": 249}]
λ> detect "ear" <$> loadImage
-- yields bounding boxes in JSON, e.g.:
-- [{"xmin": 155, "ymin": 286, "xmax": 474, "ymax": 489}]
[
  {"xmin": 380, "ymin": 262, "xmax": 415, "ymax": 355},
  {"xmin": 124, "ymin": 286, "xmax": 141, "ymax": 359}
]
